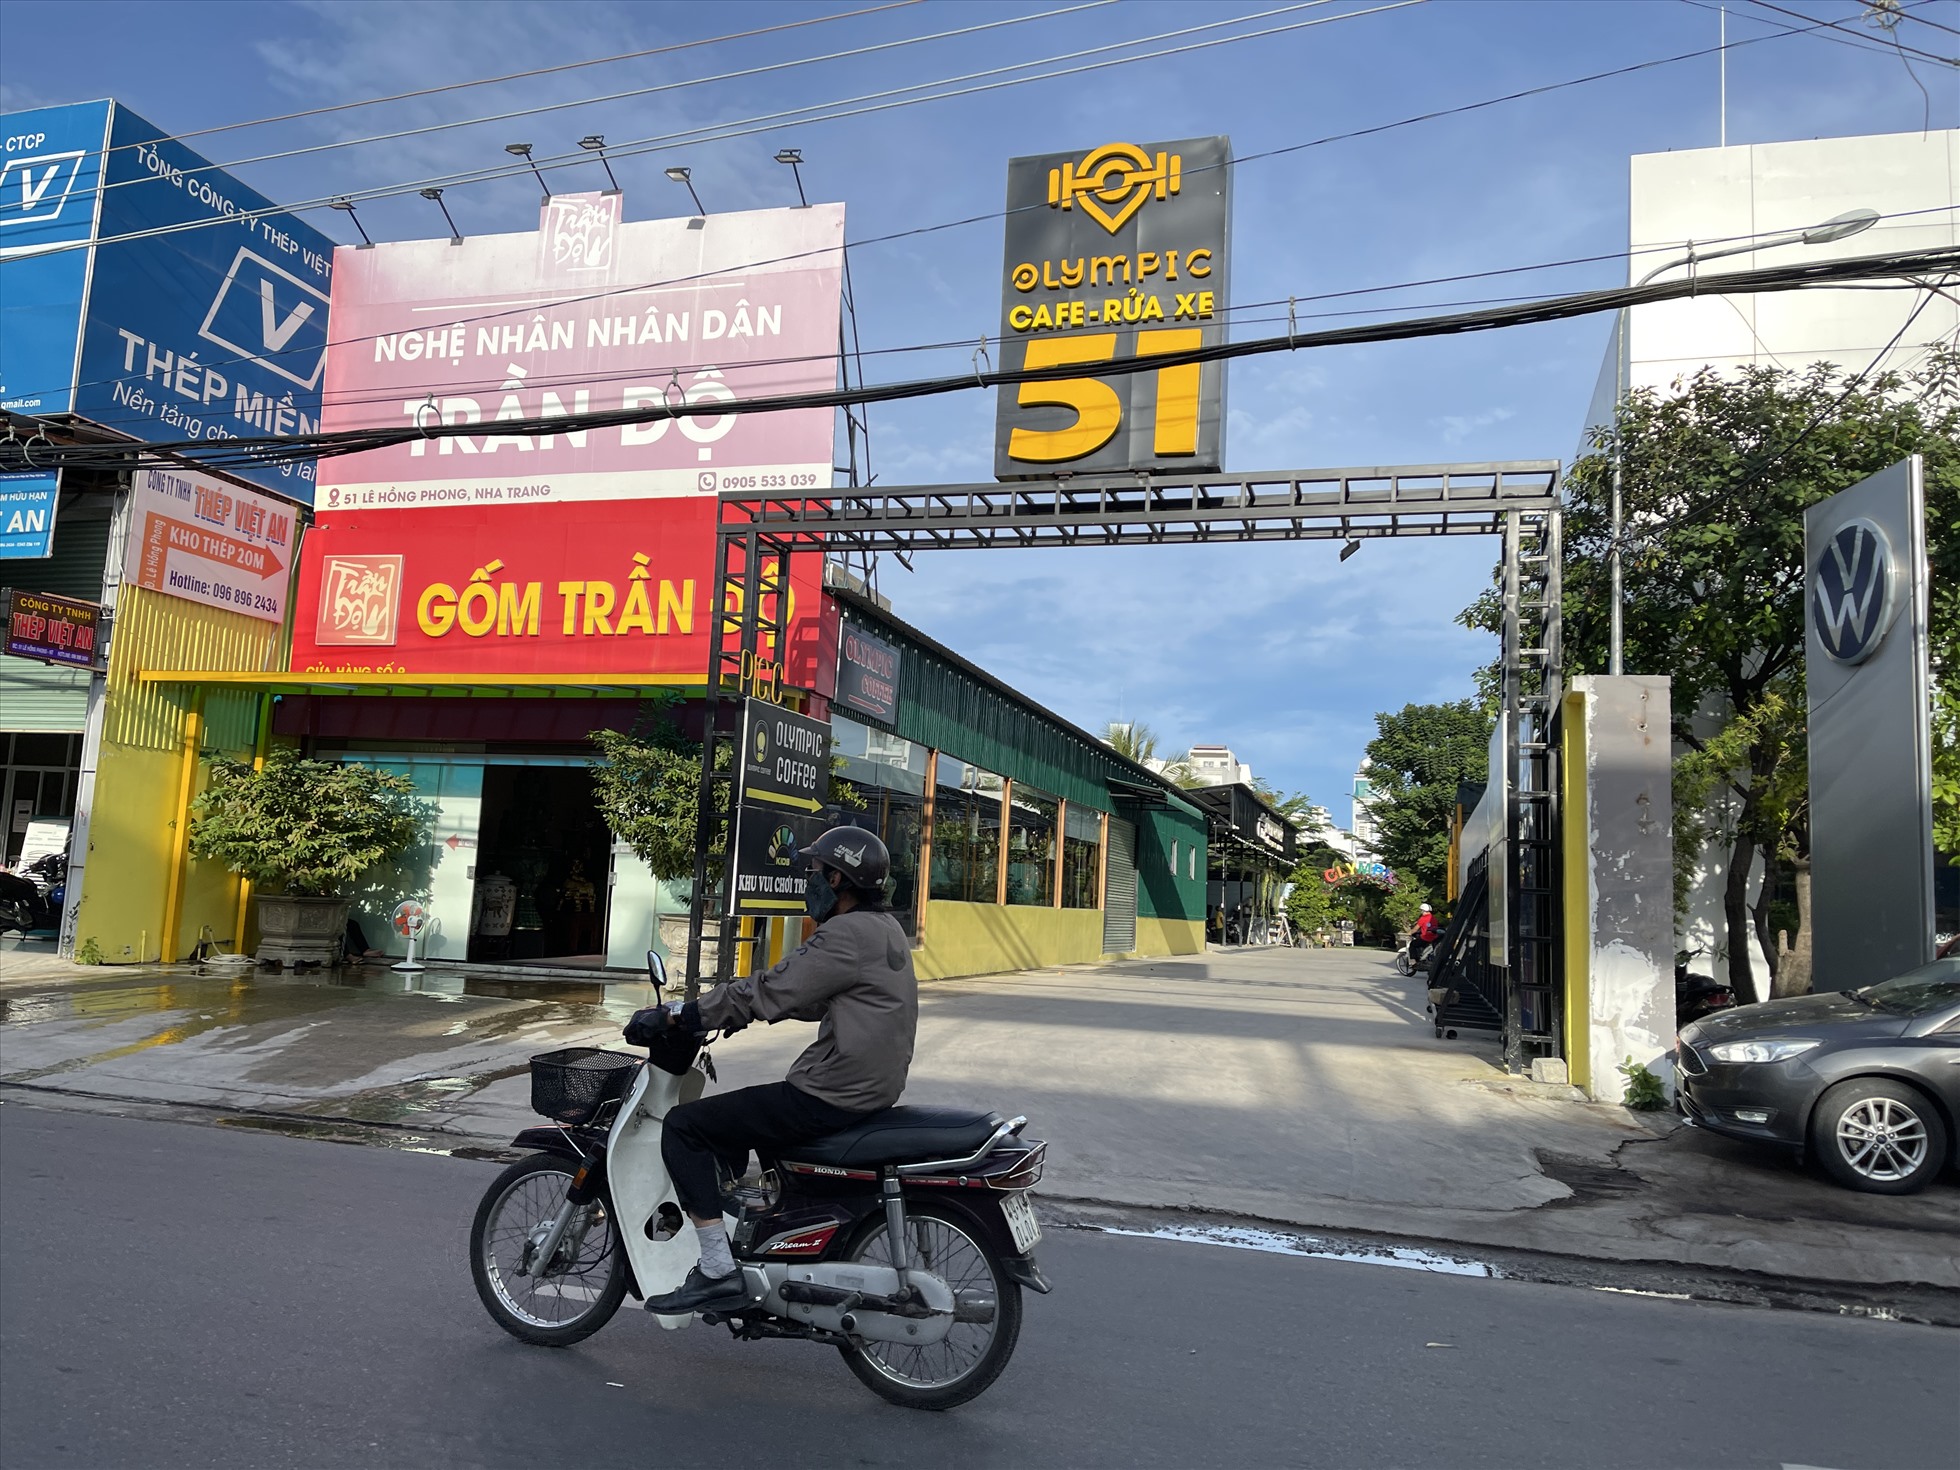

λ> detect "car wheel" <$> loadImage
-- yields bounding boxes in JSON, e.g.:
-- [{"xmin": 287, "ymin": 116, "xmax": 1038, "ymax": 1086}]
[{"xmin": 1808, "ymin": 1078, "xmax": 1949, "ymax": 1195}]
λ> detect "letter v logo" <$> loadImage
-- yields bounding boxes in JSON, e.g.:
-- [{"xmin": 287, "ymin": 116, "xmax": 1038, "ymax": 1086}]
[
  {"xmin": 1811, "ymin": 519, "xmax": 1894, "ymax": 665},
  {"xmin": 16, "ymin": 164, "xmax": 59, "ymax": 211},
  {"xmin": 258, "ymin": 281, "xmax": 316, "ymax": 352}
]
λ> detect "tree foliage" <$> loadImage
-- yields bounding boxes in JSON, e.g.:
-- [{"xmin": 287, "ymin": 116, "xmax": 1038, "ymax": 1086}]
[
  {"xmin": 188, "ymin": 750, "xmax": 423, "ymax": 897},
  {"xmin": 589, "ymin": 718, "xmax": 729, "ymax": 882},
  {"xmin": 1102, "ymin": 721, "xmax": 1162, "ymax": 765},
  {"xmin": 1362, "ymin": 700, "xmax": 1493, "ymax": 899},
  {"xmin": 1461, "ymin": 348, "xmax": 1958, "ymax": 998}
]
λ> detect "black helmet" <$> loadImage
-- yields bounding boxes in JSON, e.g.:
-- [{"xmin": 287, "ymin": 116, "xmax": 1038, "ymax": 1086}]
[{"xmin": 804, "ymin": 826, "xmax": 890, "ymax": 892}]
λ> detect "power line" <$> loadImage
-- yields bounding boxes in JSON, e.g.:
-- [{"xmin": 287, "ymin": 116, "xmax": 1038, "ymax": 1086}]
[
  {"xmin": 1742, "ymin": 0, "xmax": 1958, "ymax": 64},
  {"xmin": 58, "ymin": 206, "xmax": 1957, "ymax": 439},
  {"xmin": 2, "ymin": 0, "xmax": 1121, "ymax": 217},
  {"xmin": 1678, "ymin": 0, "xmax": 1919, "ymax": 61},
  {"xmin": 1598, "ymin": 283, "xmax": 1952, "ymax": 550},
  {"xmin": 18, "ymin": 3, "xmax": 1928, "ymax": 417},
  {"xmin": 34, "ymin": 1, "xmax": 922, "ymax": 162},
  {"xmin": 9, "ymin": 245, "xmax": 1952, "ymax": 474}
]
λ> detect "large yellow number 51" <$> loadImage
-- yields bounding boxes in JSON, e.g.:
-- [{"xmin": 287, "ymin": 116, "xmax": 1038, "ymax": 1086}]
[{"xmin": 1006, "ymin": 334, "xmax": 1120, "ymax": 463}]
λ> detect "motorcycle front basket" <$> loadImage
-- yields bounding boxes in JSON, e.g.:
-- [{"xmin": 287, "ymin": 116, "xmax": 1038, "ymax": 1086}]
[{"xmin": 528, "ymin": 1047, "xmax": 638, "ymax": 1126}]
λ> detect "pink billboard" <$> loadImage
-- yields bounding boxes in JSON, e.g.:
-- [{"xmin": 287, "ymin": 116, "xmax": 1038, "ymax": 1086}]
[{"xmin": 315, "ymin": 196, "xmax": 843, "ymax": 511}]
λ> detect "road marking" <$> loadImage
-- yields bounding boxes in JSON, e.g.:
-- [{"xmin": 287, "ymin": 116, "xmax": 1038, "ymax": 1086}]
[{"xmin": 1094, "ymin": 1223, "xmax": 1494, "ymax": 1277}]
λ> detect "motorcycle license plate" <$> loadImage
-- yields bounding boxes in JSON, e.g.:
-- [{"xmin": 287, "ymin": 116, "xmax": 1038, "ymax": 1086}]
[{"xmin": 1001, "ymin": 1190, "xmax": 1042, "ymax": 1253}]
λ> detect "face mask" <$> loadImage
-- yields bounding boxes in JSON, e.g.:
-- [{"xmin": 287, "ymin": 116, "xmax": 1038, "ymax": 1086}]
[{"xmin": 805, "ymin": 871, "xmax": 839, "ymax": 922}]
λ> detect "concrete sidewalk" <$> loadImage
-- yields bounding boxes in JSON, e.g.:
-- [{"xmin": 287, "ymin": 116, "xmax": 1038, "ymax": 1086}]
[{"xmin": 2, "ymin": 942, "xmax": 1954, "ymax": 1292}]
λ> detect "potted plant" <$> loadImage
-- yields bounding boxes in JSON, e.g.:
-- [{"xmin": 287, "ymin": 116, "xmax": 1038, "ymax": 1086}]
[
  {"xmin": 589, "ymin": 718, "xmax": 727, "ymax": 969},
  {"xmin": 189, "ymin": 750, "xmax": 422, "ymax": 967}
]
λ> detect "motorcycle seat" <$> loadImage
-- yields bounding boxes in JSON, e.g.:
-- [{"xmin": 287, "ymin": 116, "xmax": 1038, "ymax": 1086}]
[{"xmin": 781, "ymin": 1105, "xmax": 1006, "ymax": 1169}]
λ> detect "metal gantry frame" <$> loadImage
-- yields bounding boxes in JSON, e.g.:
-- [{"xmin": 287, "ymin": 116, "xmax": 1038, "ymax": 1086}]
[{"xmin": 687, "ymin": 462, "xmax": 1565, "ymax": 1068}]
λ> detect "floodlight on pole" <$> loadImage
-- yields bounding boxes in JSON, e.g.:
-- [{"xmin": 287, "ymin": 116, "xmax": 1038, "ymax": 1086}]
[
  {"xmin": 1339, "ymin": 538, "xmax": 1361, "ymax": 562},
  {"xmin": 665, "ymin": 165, "xmax": 706, "ymax": 217},
  {"xmin": 1604, "ymin": 204, "xmax": 1882, "ymax": 674},
  {"xmin": 774, "ymin": 147, "xmax": 809, "ymax": 207},
  {"xmin": 505, "ymin": 142, "xmax": 550, "ymax": 202},
  {"xmin": 578, "ymin": 135, "xmax": 621, "ymax": 193},
  {"xmin": 329, "ymin": 196, "xmax": 372, "ymax": 247},
  {"xmin": 419, "ymin": 187, "xmax": 461, "ymax": 242}
]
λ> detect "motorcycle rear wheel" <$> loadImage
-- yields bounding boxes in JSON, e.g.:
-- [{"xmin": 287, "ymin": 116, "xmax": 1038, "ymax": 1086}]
[
  {"xmin": 470, "ymin": 1153, "xmax": 627, "ymax": 1347},
  {"xmin": 836, "ymin": 1201, "xmax": 1023, "ymax": 1411}
]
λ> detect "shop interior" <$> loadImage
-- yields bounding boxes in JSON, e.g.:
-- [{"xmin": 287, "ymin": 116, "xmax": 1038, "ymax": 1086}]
[{"xmin": 466, "ymin": 765, "xmax": 614, "ymax": 967}]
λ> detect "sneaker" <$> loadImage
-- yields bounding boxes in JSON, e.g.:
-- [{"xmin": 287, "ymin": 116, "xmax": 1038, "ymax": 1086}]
[{"xmin": 644, "ymin": 1265, "xmax": 748, "ymax": 1315}]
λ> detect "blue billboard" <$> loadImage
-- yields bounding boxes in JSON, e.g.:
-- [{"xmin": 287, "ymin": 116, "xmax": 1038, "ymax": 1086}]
[
  {"xmin": 0, "ymin": 101, "xmax": 108, "ymax": 559},
  {"xmin": 71, "ymin": 104, "xmax": 334, "ymax": 502}
]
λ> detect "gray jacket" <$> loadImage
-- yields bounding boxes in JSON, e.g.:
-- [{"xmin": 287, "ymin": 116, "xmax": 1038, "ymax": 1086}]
[{"xmin": 696, "ymin": 906, "xmax": 918, "ymax": 1113}]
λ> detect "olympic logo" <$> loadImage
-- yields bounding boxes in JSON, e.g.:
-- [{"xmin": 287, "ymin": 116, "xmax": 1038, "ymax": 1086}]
[{"xmin": 1046, "ymin": 142, "xmax": 1183, "ymax": 235}]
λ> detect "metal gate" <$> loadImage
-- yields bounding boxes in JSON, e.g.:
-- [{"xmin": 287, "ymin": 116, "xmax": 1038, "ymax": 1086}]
[
  {"xmin": 1102, "ymin": 817, "xmax": 1138, "ymax": 955},
  {"xmin": 691, "ymin": 463, "xmax": 1565, "ymax": 1071}
]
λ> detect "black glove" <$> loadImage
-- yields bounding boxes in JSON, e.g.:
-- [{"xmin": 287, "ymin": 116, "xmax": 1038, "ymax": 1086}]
[{"xmin": 623, "ymin": 1000, "xmax": 703, "ymax": 1047}]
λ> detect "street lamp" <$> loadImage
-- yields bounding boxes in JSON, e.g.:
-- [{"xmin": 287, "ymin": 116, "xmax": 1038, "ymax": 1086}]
[
  {"xmin": 506, "ymin": 142, "xmax": 550, "ymax": 202},
  {"xmin": 578, "ymin": 135, "xmax": 621, "ymax": 193},
  {"xmin": 1604, "ymin": 207, "xmax": 1880, "ymax": 674},
  {"xmin": 774, "ymin": 148, "xmax": 809, "ymax": 207},
  {"xmin": 665, "ymin": 165, "xmax": 706, "ymax": 217}
]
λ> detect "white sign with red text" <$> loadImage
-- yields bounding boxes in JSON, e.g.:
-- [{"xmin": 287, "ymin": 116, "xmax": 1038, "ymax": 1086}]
[
  {"xmin": 123, "ymin": 466, "xmax": 298, "ymax": 623},
  {"xmin": 314, "ymin": 197, "xmax": 843, "ymax": 513}
]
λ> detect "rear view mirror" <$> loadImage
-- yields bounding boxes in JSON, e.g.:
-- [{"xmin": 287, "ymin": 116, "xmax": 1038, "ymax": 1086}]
[{"xmin": 646, "ymin": 949, "xmax": 668, "ymax": 996}]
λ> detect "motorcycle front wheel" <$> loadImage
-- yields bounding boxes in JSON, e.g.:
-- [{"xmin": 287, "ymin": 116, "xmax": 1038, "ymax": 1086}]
[
  {"xmin": 1393, "ymin": 951, "xmax": 1415, "ymax": 976},
  {"xmin": 837, "ymin": 1201, "xmax": 1023, "ymax": 1411},
  {"xmin": 470, "ymin": 1153, "xmax": 627, "ymax": 1347}
]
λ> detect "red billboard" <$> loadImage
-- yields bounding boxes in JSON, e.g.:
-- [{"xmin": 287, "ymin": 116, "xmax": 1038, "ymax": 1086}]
[
  {"xmin": 290, "ymin": 499, "xmax": 827, "ymax": 685},
  {"xmin": 292, "ymin": 196, "xmax": 841, "ymax": 679}
]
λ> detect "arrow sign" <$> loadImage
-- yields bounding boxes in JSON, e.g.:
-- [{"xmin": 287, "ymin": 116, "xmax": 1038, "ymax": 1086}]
[
  {"xmin": 148, "ymin": 512, "xmax": 287, "ymax": 578},
  {"xmin": 747, "ymin": 788, "xmax": 823, "ymax": 813}
]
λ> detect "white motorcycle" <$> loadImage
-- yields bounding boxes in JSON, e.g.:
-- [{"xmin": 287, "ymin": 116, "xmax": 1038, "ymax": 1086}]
[{"xmin": 468, "ymin": 954, "xmax": 1050, "ymax": 1411}]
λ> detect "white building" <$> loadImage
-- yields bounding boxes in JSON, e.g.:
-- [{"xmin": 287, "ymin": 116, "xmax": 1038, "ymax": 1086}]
[
  {"xmin": 1583, "ymin": 128, "xmax": 1958, "ymax": 993},
  {"xmin": 1350, "ymin": 762, "xmax": 1382, "ymax": 855},
  {"xmin": 1180, "ymin": 744, "xmax": 1254, "ymax": 787}
]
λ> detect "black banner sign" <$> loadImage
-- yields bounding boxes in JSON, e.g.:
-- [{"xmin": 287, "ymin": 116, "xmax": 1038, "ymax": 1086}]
[
  {"xmin": 5, "ymin": 589, "xmax": 101, "ymax": 668},
  {"xmin": 729, "ymin": 699, "xmax": 833, "ymax": 917},
  {"xmin": 835, "ymin": 624, "xmax": 901, "ymax": 723}
]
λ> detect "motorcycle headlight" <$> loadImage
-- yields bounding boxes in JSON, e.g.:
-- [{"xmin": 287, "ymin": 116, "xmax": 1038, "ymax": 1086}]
[{"xmin": 1706, "ymin": 1038, "xmax": 1820, "ymax": 1064}]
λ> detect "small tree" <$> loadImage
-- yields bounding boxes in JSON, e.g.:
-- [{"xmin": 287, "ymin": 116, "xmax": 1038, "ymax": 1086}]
[
  {"xmin": 1284, "ymin": 858, "xmax": 1334, "ymax": 938},
  {"xmin": 1462, "ymin": 348, "xmax": 1958, "ymax": 1000},
  {"xmin": 1363, "ymin": 701, "xmax": 1493, "ymax": 898},
  {"xmin": 588, "ymin": 721, "xmax": 731, "ymax": 883},
  {"xmin": 189, "ymin": 750, "xmax": 421, "ymax": 897}
]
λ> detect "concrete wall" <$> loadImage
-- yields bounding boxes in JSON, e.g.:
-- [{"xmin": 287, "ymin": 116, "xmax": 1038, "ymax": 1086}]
[
  {"xmin": 1624, "ymin": 130, "xmax": 1958, "ymax": 391},
  {"xmin": 1135, "ymin": 916, "xmax": 1206, "ymax": 957},
  {"xmin": 912, "ymin": 904, "xmax": 1203, "ymax": 980},
  {"xmin": 915, "ymin": 902, "xmax": 1107, "ymax": 981},
  {"xmin": 1562, "ymin": 677, "xmax": 1676, "ymax": 1103},
  {"xmin": 70, "ymin": 586, "xmax": 282, "ymax": 964}
]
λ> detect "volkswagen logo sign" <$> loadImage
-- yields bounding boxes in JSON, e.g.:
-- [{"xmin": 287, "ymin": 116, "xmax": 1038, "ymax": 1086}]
[{"xmin": 1811, "ymin": 518, "xmax": 1898, "ymax": 665}]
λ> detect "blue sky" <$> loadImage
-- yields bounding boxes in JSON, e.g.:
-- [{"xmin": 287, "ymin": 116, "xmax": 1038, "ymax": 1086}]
[{"xmin": 5, "ymin": 0, "xmax": 1955, "ymax": 819}]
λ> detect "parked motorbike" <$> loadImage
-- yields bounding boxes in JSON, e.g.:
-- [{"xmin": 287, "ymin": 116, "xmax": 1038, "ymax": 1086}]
[
  {"xmin": 1675, "ymin": 963, "xmax": 1735, "ymax": 1030},
  {"xmin": 0, "ymin": 849, "xmax": 62, "ymax": 936},
  {"xmin": 468, "ymin": 953, "xmax": 1049, "ymax": 1411}
]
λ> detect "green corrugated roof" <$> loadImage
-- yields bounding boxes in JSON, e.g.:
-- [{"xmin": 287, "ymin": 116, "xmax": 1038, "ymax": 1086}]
[{"xmin": 833, "ymin": 589, "xmax": 1202, "ymax": 822}]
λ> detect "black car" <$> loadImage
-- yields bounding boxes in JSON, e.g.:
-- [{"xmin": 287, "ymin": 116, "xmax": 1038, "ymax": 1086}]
[{"xmin": 1675, "ymin": 958, "xmax": 1960, "ymax": 1194}]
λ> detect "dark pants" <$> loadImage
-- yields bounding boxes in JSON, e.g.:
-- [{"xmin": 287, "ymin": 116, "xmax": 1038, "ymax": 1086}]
[{"xmin": 662, "ymin": 1081, "xmax": 868, "ymax": 1219}]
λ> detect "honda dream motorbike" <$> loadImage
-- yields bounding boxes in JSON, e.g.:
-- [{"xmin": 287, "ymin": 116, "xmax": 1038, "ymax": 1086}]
[{"xmin": 468, "ymin": 953, "xmax": 1049, "ymax": 1410}]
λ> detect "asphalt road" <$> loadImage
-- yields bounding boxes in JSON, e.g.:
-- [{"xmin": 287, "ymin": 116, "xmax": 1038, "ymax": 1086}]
[{"xmin": 1, "ymin": 1103, "xmax": 1954, "ymax": 1470}]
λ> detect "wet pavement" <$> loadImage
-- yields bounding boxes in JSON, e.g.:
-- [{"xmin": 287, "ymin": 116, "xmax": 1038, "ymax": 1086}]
[
  {"xmin": 0, "ymin": 959, "xmax": 656, "ymax": 1134},
  {"xmin": 3, "ymin": 946, "xmax": 1957, "ymax": 1299}
]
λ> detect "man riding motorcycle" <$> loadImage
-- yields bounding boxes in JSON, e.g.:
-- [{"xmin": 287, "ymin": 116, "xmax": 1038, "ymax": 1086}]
[
  {"xmin": 625, "ymin": 826, "xmax": 918, "ymax": 1316},
  {"xmin": 1410, "ymin": 902, "xmax": 1442, "ymax": 966}
]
